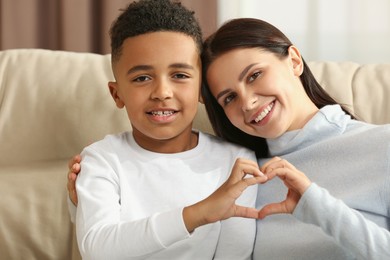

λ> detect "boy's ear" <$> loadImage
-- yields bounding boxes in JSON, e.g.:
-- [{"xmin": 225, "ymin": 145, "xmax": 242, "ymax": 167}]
[
  {"xmin": 288, "ymin": 45, "xmax": 304, "ymax": 76},
  {"xmin": 108, "ymin": 81, "xmax": 125, "ymax": 108},
  {"xmin": 198, "ymin": 88, "xmax": 204, "ymax": 104}
]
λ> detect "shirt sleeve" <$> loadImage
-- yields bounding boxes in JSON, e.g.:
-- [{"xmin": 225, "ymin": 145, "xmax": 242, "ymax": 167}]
[
  {"xmin": 76, "ymin": 147, "xmax": 190, "ymax": 260},
  {"xmin": 293, "ymin": 183, "xmax": 390, "ymax": 259},
  {"xmin": 213, "ymin": 149, "xmax": 257, "ymax": 260}
]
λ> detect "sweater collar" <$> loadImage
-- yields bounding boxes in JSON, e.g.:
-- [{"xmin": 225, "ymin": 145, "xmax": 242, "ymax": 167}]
[{"xmin": 267, "ymin": 105, "xmax": 351, "ymax": 156}]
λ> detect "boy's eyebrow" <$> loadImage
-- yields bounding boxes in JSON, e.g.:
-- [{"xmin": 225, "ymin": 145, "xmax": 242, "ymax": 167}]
[
  {"xmin": 127, "ymin": 63, "xmax": 194, "ymax": 75},
  {"xmin": 127, "ymin": 65, "xmax": 153, "ymax": 75},
  {"xmin": 169, "ymin": 63, "xmax": 195, "ymax": 70}
]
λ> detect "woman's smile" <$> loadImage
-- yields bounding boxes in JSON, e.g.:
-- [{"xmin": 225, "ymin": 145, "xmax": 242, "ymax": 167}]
[{"xmin": 250, "ymin": 101, "xmax": 275, "ymax": 125}]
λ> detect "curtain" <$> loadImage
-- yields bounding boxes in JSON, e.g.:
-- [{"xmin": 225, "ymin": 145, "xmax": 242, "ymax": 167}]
[
  {"xmin": 0, "ymin": 0, "xmax": 217, "ymax": 54},
  {"xmin": 217, "ymin": 0, "xmax": 390, "ymax": 64}
]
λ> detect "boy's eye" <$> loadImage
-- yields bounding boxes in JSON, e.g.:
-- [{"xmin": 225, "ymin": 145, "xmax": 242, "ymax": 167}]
[
  {"xmin": 223, "ymin": 93, "xmax": 237, "ymax": 106},
  {"xmin": 248, "ymin": 71, "xmax": 261, "ymax": 83},
  {"xmin": 173, "ymin": 73, "xmax": 190, "ymax": 79},
  {"xmin": 133, "ymin": 75, "xmax": 151, "ymax": 82}
]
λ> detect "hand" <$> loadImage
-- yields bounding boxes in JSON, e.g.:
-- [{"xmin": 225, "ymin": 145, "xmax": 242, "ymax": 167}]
[
  {"xmin": 67, "ymin": 155, "xmax": 81, "ymax": 206},
  {"xmin": 258, "ymin": 156, "xmax": 311, "ymax": 219},
  {"xmin": 183, "ymin": 158, "xmax": 268, "ymax": 232}
]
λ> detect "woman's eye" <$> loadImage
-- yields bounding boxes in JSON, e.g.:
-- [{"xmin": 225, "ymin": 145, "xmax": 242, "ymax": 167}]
[
  {"xmin": 223, "ymin": 93, "xmax": 236, "ymax": 105},
  {"xmin": 248, "ymin": 71, "xmax": 261, "ymax": 83},
  {"xmin": 133, "ymin": 75, "xmax": 151, "ymax": 82}
]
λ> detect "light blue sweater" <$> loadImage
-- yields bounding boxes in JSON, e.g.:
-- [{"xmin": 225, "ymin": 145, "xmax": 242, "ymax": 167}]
[{"xmin": 254, "ymin": 105, "xmax": 390, "ymax": 260}]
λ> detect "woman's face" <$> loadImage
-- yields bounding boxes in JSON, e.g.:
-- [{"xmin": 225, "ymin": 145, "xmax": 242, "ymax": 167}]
[{"xmin": 206, "ymin": 46, "xmax": 318, "ymax": 139}]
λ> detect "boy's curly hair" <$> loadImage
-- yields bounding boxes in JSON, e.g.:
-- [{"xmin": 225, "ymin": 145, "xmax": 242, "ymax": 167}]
[{"xmin": 110, "ymin": 0, "xmax": 203, "ymax": 63}]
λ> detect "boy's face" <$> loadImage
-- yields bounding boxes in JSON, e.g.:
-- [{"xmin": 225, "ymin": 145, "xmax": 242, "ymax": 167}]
[{"xmin": 109, "ymin": 32, "xmax": 201, "ymax": 152}]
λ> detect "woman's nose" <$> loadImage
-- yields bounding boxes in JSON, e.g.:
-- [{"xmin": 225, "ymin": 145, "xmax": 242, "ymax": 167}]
[{"xmin": 241, "ymin": 95, "xmax": 257, "ymax": 112}]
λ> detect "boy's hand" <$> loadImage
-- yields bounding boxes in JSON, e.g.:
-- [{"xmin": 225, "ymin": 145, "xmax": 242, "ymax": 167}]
[
  {"xmin": 258, "ymin": 156, "xmax": 312, "ymax": 219},
  {"xmin": 183, "ymin": 158, "xmax": 267, "ymax": 232},
  {"xmin": 67, "ymin": 155, "xmax": 81, "ymax": 206}
]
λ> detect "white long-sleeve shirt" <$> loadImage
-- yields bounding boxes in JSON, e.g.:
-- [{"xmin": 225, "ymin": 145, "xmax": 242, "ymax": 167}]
[
  {"xmin": 255, "ymin": 105, "xmax": 390, "ymax": 260},
  {"xmin": 75, "ymin": 131, "xmax": 258, "ymax": 260}
]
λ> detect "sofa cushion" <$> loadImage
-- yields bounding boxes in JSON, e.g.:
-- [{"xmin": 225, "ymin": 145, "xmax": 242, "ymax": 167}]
[{"xmin": 0, "ymin": 160, "xmax": 80, "ymax": 259}]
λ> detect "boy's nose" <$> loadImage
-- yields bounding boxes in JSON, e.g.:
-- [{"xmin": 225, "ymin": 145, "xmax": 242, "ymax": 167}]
[{"xmin": 151, "ymin": 80, "xmax": 173, "ymax": 100}]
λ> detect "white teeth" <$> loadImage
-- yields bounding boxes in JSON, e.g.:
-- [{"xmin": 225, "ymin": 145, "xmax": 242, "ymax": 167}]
[
  {"xmin": 254, "ymin": 103, "xmax": 274, "ymax": 123},
  {"xmin": 151, "ymin": 111, "xmax": 174, "ymax": 116}
]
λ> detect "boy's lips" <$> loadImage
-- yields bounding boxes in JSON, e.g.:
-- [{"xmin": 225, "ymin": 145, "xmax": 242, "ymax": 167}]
[
  {"xmin": 250, "ymin": 101, "xmax": 274, "ymax": 124},
  {"xmin": 146, "ymin": 109, "xmax": 179, "ymax": 122},
  {"xmin": 148, "ymin": 110, "xmax": 176, "ymax": 116}
]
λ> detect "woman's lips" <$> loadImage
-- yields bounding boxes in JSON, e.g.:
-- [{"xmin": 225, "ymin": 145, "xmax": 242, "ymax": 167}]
[{"xmin": 251, "ymin": 101, "xmax": 274, "ymax": 124}]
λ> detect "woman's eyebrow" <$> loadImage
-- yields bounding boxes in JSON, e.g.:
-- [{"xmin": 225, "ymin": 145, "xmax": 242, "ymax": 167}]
[
  {"xmin": 238, "ymin": 63, "xmax": 257, "ymax": 81},
  {"xmin": 216, "ymin": 89, "xmax": 232, "ymax": 100}
]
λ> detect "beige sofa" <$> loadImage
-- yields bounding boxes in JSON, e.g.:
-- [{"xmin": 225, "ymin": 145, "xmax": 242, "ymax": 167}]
[{"xmin": 0, "ymin": 48, "xmax": 389, "ymax": 260}]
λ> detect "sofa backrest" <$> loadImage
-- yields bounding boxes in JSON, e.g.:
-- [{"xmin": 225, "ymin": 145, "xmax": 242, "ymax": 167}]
[
  {"xmin": 0, "ymin": 49, "xmax": 389, "ymax": 165},
  {"xmin": 0, "ymin": 49, "xmax": 128, "ymax": 165},
  {"xmin": 308, "ymin": 61, "xmax": 390, "ymax": 124}
]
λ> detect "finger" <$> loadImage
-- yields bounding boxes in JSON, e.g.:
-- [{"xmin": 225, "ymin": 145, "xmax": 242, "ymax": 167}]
[
  {"xmin": 229, "ymin": 161, "xmax": 264, "ymax": 183},
  {"xmin": 72, "ymin": 190, "xmax": 78, "ymax": 205},
  {"xmin": 67, "ymin": 174, "xmax": 78, "ymax": 206},
  {"xmin": 262, "ymin": 158, "xmax": 294, "ymax": 174},
  {"xmin": 264, "ymin": 166, "xmax": 292, "ymax": 181},
  {"xmin": 69, "ymin": 163, "xmax": 81, "ymax": 177},
  {"xmin": 258, "ymin": 202, "xmax": 288, "ymax": 219},
  {"xmin": 68, "ymin": 155, "xmax": 81, "ymax": 169},
  {"xmin": 265, "ymin": 167, "xmax": 311, "ymax": 194},
  {"xmin": 228, "ymin": 175, "xmax": 267, "ymax": 199},
  {"xmin": 229, "ymin": 176, "xmax": 268, "ymax": 199},
  {"xmin": 260, "ymin": 156, "xmax": 282, "ymax": 172},
  {"xmin": 234, "ymin": 205, "xmax": 260, "ymax": 219},
  {"xmin": 242, "ymin": 175, "xmax": 268, "ymax": 186}
]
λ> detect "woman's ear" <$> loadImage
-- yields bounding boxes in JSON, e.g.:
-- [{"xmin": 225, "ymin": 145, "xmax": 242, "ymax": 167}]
[
  {"xmin": 108, "ymin": 81, "xmax": 125, "ymax": 108},
  {"xmin": 288, "ymin": 45, "xmax": 304, "ymax": 76}
]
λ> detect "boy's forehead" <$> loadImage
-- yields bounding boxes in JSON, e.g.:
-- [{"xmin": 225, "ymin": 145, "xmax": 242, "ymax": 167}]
[
  {"xmin": 116, "ymin": 32, "xmax": 201, "ymax": 69},
  {"xmin": 122, "ymin": 32, "xmax": 200, "ymax": 59},
  {"xmin": 123, "ymin": 31, "xmax": 199, "ymax": 52}
]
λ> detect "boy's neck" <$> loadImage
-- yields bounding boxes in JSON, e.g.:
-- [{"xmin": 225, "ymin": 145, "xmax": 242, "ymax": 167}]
[{"xmin": 132, "ymin": 129, "xmax": 199, "ymax": 154}]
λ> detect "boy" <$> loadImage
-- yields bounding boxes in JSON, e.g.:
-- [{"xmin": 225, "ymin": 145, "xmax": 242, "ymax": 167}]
[{"xmin": 70, "ymin": 0, "xmax": 266, "ymax": 259}]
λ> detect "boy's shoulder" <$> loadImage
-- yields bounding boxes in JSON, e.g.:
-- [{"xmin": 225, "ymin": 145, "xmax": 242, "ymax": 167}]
[
  {"xmin": 198, "ymin": 130, "xmax": 256, "ymax": 158},
  {"xmin": 83, "ymin": 131, "xmax": 130, "ymax": 153}
]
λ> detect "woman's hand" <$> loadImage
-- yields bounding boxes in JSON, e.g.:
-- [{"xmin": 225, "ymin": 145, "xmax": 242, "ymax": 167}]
[
  {"xmin": 183, "ymin": 158, "xmax": 268, "ymax": 232},
  {"xmin": 67, "ymin": 155, "xmax": 81, "ymax": 206},
  {"xmin": 258, "ymin": 156, "xmax": 311, "ymax": 219}
]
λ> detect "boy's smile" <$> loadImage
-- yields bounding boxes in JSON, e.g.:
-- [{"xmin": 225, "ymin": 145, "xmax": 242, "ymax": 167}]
[
  {"xmin": 109, "ymin": 31, "xmax": 201, "ymax": 153},
  {"xmin": 146, "ymin": 108, "xmax": 178, "ymax": 123}
]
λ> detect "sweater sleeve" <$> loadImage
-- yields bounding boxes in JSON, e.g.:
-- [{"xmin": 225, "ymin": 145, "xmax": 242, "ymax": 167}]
[
  {"xmin": 213, "ymin": 149, "xmax": 258, "ymax": 260},
  {"xmin": 293, "ymin": 183, "xmax": 390, "ymax": 259},
  {"xmin": 76, "ymin": 147, "xmax": 190, "ymax": 260}
]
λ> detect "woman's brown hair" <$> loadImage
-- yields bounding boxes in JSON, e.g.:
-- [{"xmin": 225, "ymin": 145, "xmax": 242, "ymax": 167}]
[{"xmin": 201, "ymin": 18, "xmax": 353, "ymax": 157}]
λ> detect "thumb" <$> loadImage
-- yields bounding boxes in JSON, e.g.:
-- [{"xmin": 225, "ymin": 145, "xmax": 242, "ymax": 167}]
[
  {"xmin": 235, "ymin": 205, "xmax": 261, "ymax": 219},
  {"xmin": 258, "ymin": 202, "xmax": 287, "ymax": 219}
]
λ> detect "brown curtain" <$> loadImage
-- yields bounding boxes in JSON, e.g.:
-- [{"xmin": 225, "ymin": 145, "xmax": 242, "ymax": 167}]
[{"xmin": 0, "ymin": 0, "xmax": 217, "ymax": 54}]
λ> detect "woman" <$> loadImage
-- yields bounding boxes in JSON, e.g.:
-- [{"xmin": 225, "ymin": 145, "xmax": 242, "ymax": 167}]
[{"xmin": 201, "ymin": 18, "xmax": 390, "ymax": 259}]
